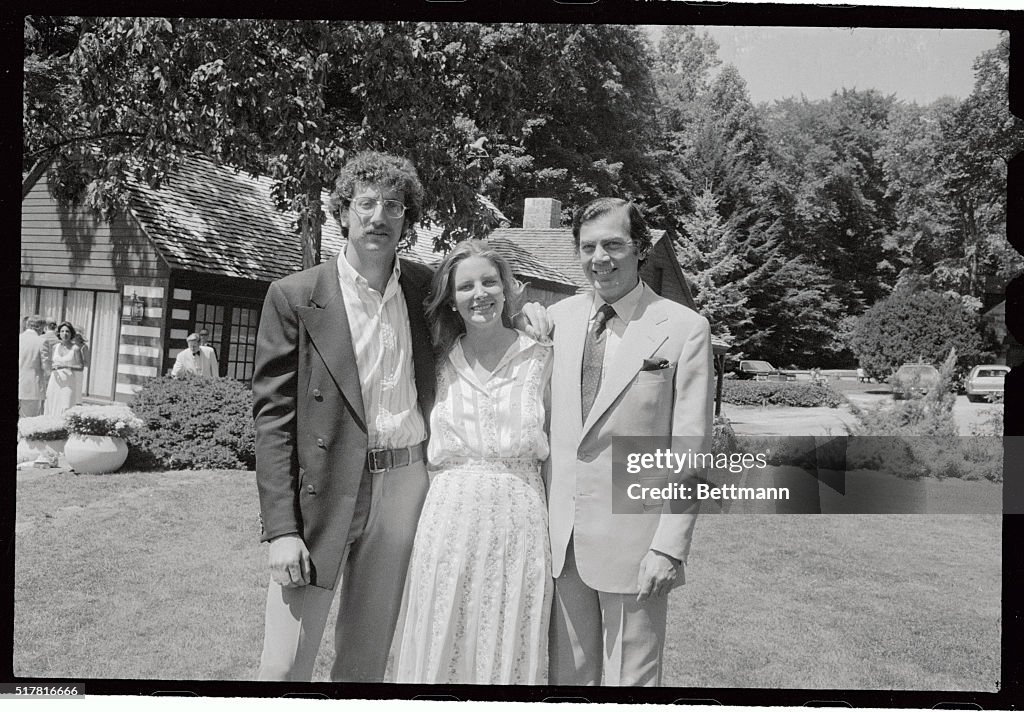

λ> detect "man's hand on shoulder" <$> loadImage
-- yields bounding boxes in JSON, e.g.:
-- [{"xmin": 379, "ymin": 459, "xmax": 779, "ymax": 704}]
[
  {"xmin": 517, "ymin": 302, "xmax": 553, "ymax": 343},
  {"xmin": 268, "ymin": 533, "xmax": 312, "ymax": 588},
  {"xmin": 636, "ymin": 549, "xmax": 680, "ymax": 602}
]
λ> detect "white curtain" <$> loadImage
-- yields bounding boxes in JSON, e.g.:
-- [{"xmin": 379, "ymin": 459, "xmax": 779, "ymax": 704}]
[
  {"xmin": 20, "ymin": 287, "xmax": 37, "ymax": 328},
  {"xmin": 64, "ymin": 290, "xmax": 95, "ymax": 396},
  {"xmin": 37, "ymin": 288, "xmax": 63, "ymax": 323},
  {"xmin": 89, "ymin": 292, "xmax": 120, "ymax": 401}
]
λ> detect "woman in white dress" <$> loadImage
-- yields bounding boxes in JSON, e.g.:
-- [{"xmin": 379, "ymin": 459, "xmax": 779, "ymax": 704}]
[
  {"xmin": 44, "ymin": 321, "xmax": 85, "ymax": 416},
  {"xmin": 388, "ymin": 239, "xmax": 553, "ymax": 685}
]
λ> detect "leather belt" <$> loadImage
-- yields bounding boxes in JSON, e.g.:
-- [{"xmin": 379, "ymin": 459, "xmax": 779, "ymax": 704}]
[{"xmin": 367, "ymin": 442, "xmax": 426, "ymax": 474}]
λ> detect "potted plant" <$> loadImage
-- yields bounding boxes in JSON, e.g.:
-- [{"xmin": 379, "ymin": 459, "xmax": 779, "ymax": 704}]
[
  {"xmin": 63, "ymin": 405, "xmax": 144, "ymax": 474},
  {"xmin": 17, "ymin": 415, "xmax": 69, "ymax": 468}
]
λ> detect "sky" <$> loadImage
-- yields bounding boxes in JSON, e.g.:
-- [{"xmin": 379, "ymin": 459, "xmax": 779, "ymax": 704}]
[{"xmin": 648, "ymin": 26, "xmax": 1005, "ymax": 105}]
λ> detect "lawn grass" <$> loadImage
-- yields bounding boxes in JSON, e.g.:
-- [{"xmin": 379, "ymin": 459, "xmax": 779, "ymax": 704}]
[
  {"xmin": 14, "ymin": 469, "xmax": 1001, "ymax": 690},
  {"xmin": 664, "ymin": 514, "xmax": 1001, "ymax": 690}
]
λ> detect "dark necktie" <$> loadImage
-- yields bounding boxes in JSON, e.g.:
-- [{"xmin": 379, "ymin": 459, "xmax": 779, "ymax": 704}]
[{"xmin": 581, "ymin": 303, "xmax": 616, "ymax": 422}]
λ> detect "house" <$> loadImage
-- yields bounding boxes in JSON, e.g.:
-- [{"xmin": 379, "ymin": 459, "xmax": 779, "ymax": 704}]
[
  {"xmin": 489, "ymin": 198, "xmax": 697, "ymax": 309},
  {"xmin": 21, "ymin": 154, "xmax": 321, "ymax": 402},
  {"xmin": 22, "ymin": 156, "xmax": 727, "ymax": 408},
  {"xmin": 21, "ymin": 157, "xmax": 580, "ymax": 402}
]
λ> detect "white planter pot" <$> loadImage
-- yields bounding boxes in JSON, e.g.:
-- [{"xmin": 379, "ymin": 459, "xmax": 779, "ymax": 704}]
[{"xmin": 64, "ymin": 434, "xmax": 128, "ymax": 474}]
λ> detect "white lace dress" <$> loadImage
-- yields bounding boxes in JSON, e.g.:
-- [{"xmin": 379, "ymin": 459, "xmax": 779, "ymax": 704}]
[{"xmin": 388, "ymin": 332, "xmax": 553, "ymax": 684}]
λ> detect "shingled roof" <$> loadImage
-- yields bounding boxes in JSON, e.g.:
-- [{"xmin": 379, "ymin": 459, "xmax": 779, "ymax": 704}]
[
  {"xmin": 127, "ymin": 153, "xmax": 521, "ymax": 283},
  {"xmin": 324, "ymin": 229, "xmax": 575, "ymax": 289},
  {"xmin": 488, "ymin": 227, "xmax": 669, "ymax": 290},
  {"xmin": 126, "ymin": 154, "xmax": 307, "ymax": 281}
]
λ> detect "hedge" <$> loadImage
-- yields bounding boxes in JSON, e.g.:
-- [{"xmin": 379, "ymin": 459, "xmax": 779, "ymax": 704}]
[
  {"xmin": 126, "ymin": 376, "xmax": 255, "ymax": 471},
  {"xmin": 721, "ymin": 380, "xmax": 844, "ymax": 408}
]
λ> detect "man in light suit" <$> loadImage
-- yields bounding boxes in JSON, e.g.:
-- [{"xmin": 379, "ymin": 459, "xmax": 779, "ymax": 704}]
[
  {"xmin": 39, "ymin": 318, "xmax": 59, "ymax": 384},
  {"xmin": 197, "ymin": 328, "xmax": 220, "ymax": 375},
  {"xmin": 253, "ymin": 151, "xmax": 436, "ymax": 682},
  {"xmin": 170, "ymin": 333, "xmax": 218, "ymax": 378},
  {"xmin": 19, "ymin": 315, "xmax": 47, "ymax": 416},
  {"xmin": 546, "ymin": 198, "xmax": 714, "ymax": 686}
]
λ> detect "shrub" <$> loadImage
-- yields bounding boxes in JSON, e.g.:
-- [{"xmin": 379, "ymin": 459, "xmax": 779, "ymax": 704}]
[
  {"xmin": 126, "ymin": 376, "xmax": 255, "ymax": 471},
  {"xmin": 18, "ymin": 415, "xmax": 68, "ymax": 441},
  {"xmin": 848, "ymin": 285, "xmax": 989, "ymax": 381},
  {"xmin": 845, "ymin": 349, "xmax": 1000, "ymax": 482},
  {"xmin": 847, "ymin": 349, "xmax": 958, "ymax": 440},
  {"xmin": 721, "ymin": 380, "xmax": 844, "ymax": 408},
  {"xmin": 711, "ymin": 415, "xmax": 737, "ymax": 455}
]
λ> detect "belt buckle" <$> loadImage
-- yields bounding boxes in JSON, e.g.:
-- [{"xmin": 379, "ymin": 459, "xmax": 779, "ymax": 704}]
[{"xmin": 368, "ymin": 448, "xmax": 392, "ymax": 474}]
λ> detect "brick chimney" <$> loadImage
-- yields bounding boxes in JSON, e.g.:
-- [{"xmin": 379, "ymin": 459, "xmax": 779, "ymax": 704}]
[{"xmin": 522, "ymin": 198, "xmax": 561, "ymax": 229}]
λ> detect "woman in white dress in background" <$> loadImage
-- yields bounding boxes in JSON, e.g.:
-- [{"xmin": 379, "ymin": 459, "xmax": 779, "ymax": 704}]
[
  {"xmin": 388, "ymin": 239, "xmax": 553, "ymax": 685},
  {"xmin": 44, "ymin": 321, "xmax": 84, "ymax": 416}
]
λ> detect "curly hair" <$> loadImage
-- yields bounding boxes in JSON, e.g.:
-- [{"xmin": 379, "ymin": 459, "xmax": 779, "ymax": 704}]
[
  {"xmin": 327, "ymin": 151, "xmax": 425, "ymax": 243},
  {"xmin": 424, "ymin": 239, "xmax": 525, "ymax": 361},
  {"xmin": 571, "ymin": 197, "xmax": 652, "ymax": 265}
]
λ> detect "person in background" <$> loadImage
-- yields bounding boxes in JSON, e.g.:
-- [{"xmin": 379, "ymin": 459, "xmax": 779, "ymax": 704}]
[
  {"xmin": 19, "ymin": 315, "xmax": 47, "ymax": 417},
  {"xmin": 198, "ymin": 328, "xmax": 220, "ymax": 376},
  {"xmin": 171, "ymin": 333, "xmax": 218, "ymax": 378},
  {"xmin": 40, "ymin": 318, "xmax": 60, "ymax": 385},
  {"xmin": 44, "ymin": 321, "xmax": 85, "ymax": 416},
  {"xmin": 73, "ymin": 331, "xmax": 90, "ymax": 369}
]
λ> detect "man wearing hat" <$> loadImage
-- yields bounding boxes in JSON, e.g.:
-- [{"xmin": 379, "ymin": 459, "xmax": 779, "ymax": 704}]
[{"xmin": 171, "ymin": 333, "xmax": 218, "ymax": 378}]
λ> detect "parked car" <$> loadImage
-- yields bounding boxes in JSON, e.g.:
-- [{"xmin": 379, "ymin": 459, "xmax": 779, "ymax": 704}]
[
  {"xmin": 964, "ymin": 364, "xmax": 1009, "ymax": 402},
  {"xmin": 735, "ymin": 359, "xmax": 795, "ymax": 382},
  {"xmin": 890, "ymin": 363, "xmax": 941, "ymax": 400}
]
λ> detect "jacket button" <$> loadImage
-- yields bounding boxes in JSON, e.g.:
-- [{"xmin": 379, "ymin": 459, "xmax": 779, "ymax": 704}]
[
  {"xmin": 306, "ymin": 484, "xmax": 315, "ymax": 495},
  {"xmin": 316, "ymin": 438, "xmax": 325, "ymax": 448},
  {"xmin": 313, "ymin": 388, "xmax": 322, "ymax": 399}
]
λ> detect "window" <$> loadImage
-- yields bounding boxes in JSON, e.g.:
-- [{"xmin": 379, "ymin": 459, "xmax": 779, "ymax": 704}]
[
  {"xmin": 194, "ymin": 301, "xmax": 259, "ymax": 383},
  {"xmin": 20, "ymin": 286, "xmax": 121, "ymax": 400}
]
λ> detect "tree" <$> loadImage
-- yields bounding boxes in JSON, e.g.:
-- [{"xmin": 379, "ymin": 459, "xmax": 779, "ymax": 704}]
[
  {"xmin": 463, "ymin": 24, "xmax": 669, "ymax": 227},
  {"xmin": 937, "ymin": 32, "xmax": 1023, "ymax": 300},
  {"xmin": 879, "ymin": 33, "xmax": 1024, "ymax": 305},
  {"xmin": 23, "ymin": 16, "xmax": 84, "ymax": 177},
  {"xmin": 26, "ymin": 19, "xmax": 514, "ymax": 266},
  {"xmin": 26, "ymin": 20, "xmax": 677, "ymax": 264},
  {"xmin": 764, "ymin": 90, "xmax": 900, "ymax": 315},
  {"xmin": 674, "ymin": 185, "xmax": 750, "ymax": 342},
  {"xmin": 878, "ymin": 99, "xmax": 962, "ymax": 290},
  {"xmin": 848, "ymin": 284, "xmax": 989, "ymax": 380}
]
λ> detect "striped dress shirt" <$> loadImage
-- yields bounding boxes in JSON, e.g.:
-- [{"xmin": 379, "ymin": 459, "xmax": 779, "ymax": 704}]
[
  {"xmin": 427, "ymin": 333, "xmax": 552, "ymax": 468},
  {"xmin": 336, "ymin": 251, "xmax": 427, "ymax": 449}
]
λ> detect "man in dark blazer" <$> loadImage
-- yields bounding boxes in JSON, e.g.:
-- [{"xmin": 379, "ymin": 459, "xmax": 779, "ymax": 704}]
[{"xmin": 254, "ymin": 151, "xmax": 436, "ymax": 682}]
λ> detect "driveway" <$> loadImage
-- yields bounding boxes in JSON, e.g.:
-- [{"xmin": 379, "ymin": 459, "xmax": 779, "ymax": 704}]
[{"xmin": 725, "ymin": 393, "xmax": 1002, "ymax": 437}]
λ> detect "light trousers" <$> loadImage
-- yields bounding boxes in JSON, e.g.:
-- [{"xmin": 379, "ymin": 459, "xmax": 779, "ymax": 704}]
[
  {"xmin": 256, "ymin": 460, "xmax": 429, "ymax": 682},
  {"xmin": 549, "ymin": 539, "xmax": 668, "ymax": 687}
]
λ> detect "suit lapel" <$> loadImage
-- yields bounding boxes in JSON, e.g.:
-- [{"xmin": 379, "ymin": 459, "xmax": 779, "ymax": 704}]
[
  {"xmin": 582, "ymin": 291, "xmax": 666, "ymax": 436},
  {"xmin": 561, "ymin": 296, "xmax": 591, "ymax": 431},
  {"xmin": 400, "ymin": 260, "xmax": 436, "ymax": 419},
  {"xmin": 295, "ymin": 259, "xmax": 366, "ymax": 431}
]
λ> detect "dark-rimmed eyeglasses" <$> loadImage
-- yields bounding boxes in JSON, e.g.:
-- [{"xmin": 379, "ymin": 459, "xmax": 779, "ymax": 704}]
[{"xmin": 351, "ymin": 197, "xmax": 407, "ymax": 219}]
